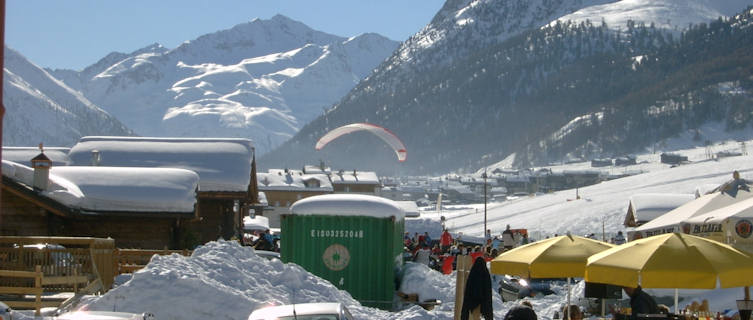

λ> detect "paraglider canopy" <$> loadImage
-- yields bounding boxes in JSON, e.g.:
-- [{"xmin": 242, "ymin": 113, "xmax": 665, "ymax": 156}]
[{"xmin": 315, "ymin": 123, "xmax": 407, "ymax": 162}]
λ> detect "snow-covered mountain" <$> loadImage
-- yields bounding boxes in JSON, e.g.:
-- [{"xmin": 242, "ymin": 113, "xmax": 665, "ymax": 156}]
[
  {"xmin": 2, "ymin": 46, "xmax": 132, "ymax": 147},
  {"xmin": 261, "ymin": 0, "xmax": 753, "ymax": 175},
  {"xmin": 49, "ymin": 15, "xmax": 399, "ymax": 154},
  {"xmin": 550, "ymin": 0, "xmax": 752, "ymax": 31}
]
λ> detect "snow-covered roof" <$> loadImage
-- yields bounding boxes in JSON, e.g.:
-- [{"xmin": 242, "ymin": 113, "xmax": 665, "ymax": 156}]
[
  {"xmin": 289, "ymin": 194, "xmax": 405, "ymax": 219},
  {"xmin": 395, "ymin": 200, "xmax": 420, "ymax": 218},
  {"xmin": 303, "ymin": 165, "xmax": 331, "ymax": 174},
  {"xmin": 243, "ymin": 215, "xmax": 270, "ymax": 231},
  {"xmin": 330, "ymin": 170, "xmax": 379, "ymax": 185},
  {"xmin": 635, "ymin": 187, "xmax": 753, "ymax": 234},
  {"xmin": 2, "ymin": 147, "xmax": 70, "ymax": 166},
  {"xmin": 67, "ymin": 136, "xmax": 254, "ymax": 192},
  {"xmin": 685, "ymin": 196, "xmax": 753, "ymax": 225},
  {"xmin": 625, "ymin": 193, "xmax": 695, "ymax": 226},
  {"xmin": 2, "ymin": 160, "xmax": 199, "ymax": 213},
  {"xmin": 257, "ymin": 192, "xmax": 268, "ymax": 207},
  {"xmin": 257, "ymin": 171, "xmax": 332, "ymax": 191}
]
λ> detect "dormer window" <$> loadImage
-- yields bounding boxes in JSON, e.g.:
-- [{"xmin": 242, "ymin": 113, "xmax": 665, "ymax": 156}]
[{"xmin": 304, "ymin": 178, "xmax": 320, "ymax": 188}]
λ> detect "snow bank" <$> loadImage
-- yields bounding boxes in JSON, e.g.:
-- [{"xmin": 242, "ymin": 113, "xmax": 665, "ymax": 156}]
[
  {"xmin": 81, "ymin": 240, "xmax": 363, "ymax": 320},
  {"xmin": 76, "ymin": 241, "xmax": 523, "ymax": 320}
]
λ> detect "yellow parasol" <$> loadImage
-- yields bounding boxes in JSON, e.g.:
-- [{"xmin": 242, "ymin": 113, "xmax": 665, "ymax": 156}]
[
  {"xmin": 491, "ymin": 234, "xmax": 614, "ymax": 310},
  {"xmin": 490, "ymin": 234, "xmax": 614, "ymax": 278},
  {"xmin": 586, "ymin": 232, "xmax": 753, "ymax": 313}
]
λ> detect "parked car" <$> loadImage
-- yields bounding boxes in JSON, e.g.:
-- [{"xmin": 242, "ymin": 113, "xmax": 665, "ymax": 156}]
[
  {"xmin": 255, "ymin": 250, "xmax": 281, "ymax": 261},
  {"xmin": 248, "ymin": 302, "xmax": 354, "ymax": 320},
  {"xmin": 55, "ymin": 311, "xmax": 155, "ymax": 320},
  {"xmin": 0, "ymin": 301, "xmax": 11, "ymax": 320},
  {"xmin": 497, "ymin": 275, "xmax": 558, "ymax": 302}
]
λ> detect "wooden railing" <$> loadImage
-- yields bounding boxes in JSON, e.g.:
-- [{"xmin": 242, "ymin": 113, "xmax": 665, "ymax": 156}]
[
  {"xmin": 0, "ymin": 265, "xmax": 88, "ymax": 316},
  {"xmin": 0, "ymin": 236, "xmax": 115, "ymax": 290},
  {"xmin": 0, "ymin": 236, "xmax": 195, "ymax": 313},
  {"xmin": 0, "ymin": 236, "xmax": 114, "ymax": 312}
]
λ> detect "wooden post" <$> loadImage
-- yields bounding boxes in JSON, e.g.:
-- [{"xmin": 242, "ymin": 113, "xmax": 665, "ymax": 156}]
[
  {"xmin": 34, "ymin": 265, "xmax": 42, "ymax": 316},
  {"xmin": 0, "ymin": 0, "xmax": 6, "ymax": 228},
  {"xmin": 454, "ymin": 255, "xmax": 479, "ymax": 320}
]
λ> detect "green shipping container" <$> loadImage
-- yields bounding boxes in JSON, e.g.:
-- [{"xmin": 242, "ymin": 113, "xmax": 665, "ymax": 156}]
[{"xmin": 281, "ymin": 194, "xmax": 405, "ymax": 310}]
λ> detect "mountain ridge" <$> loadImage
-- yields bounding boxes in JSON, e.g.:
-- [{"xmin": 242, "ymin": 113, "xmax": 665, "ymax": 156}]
[
  {"xmin": 259, "ymin": 1, "xmax": 753, "ymax": 175},
  {"xmin": 44, "ymin": 15, "xmax": 399, "ymax": 154}
]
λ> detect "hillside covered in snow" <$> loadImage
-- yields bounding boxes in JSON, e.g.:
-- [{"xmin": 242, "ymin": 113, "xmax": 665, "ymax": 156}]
[
  {"xmin": 46, "ymin": 15, "xmax": 399, "ymax": 154},
  {"xmin": 2, "ymin": 46, "xmax": 132, "ymax": 147}
]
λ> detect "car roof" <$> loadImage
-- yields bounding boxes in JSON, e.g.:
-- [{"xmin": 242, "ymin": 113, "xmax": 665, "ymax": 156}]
[
  {"xmin": 55, "ymin": 311, "xmax": 147, "ymax": 320},
  {"xmin": 249, "ymin": 303, "xmax": 344, "ymax": 319}
]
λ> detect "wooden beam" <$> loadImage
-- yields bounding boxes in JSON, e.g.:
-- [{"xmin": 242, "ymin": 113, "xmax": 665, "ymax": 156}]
[{"xmin": 1, "ymin": 179, "xmax": 69, "ymax": 217}]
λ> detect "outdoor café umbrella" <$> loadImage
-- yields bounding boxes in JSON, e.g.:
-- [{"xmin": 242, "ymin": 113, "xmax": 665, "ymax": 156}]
[
  {"xmin": 491, "ymin": 234, "xmax": 614, "ymax": 309},
  {"xmin": 585, "ymin": 232, "xmax": 753, "ymax": 313}
]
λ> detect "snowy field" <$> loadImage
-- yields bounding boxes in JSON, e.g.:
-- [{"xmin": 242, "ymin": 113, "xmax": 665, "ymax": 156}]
[{"xmin": 11, "ymin": 136, "xmax": 753, "ymax": 320}]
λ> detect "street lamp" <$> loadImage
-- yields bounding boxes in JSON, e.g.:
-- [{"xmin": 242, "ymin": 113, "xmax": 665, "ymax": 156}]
[{"xmin": 482, "ymin": 169, "xmax": 488, "ymax": 239}]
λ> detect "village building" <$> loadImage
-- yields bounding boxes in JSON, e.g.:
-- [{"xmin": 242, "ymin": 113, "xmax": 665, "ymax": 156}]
[
  {"xmin": 591, "ymin": 158, "xmax": 613, "ymax": 167},
  {"xmin": 1, "ymin": 156, "xmax": 200, "ymax": 249},
  {"xmin": 257, "ymin": 169, "xmax": 333, "ymax": 228},
  {"xmin": 623, "ymin": 193, "xmax": 696, "ymax": 227},
  {"xmin": 66, "ymin": 136, "xmax": 261, "ymax": 247},
  {"xmin": 660, "ymin": 152, "xmax": 689, "ymax": 165},
  {"xmin": 330, "ymin": 169, "xmax": 380, "ymax": 194}
]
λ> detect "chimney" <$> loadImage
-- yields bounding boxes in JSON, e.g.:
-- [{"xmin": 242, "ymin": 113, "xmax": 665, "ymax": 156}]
[
  {"xmin": 91, "ymin": 149, "xmax": 101, "ymax": 166},
  {"xmin": 31, "ymin": 143, "xmax": 52, "ymax": 190}
]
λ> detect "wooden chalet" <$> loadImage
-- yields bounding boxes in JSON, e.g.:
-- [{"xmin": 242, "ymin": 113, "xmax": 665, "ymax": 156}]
[
  {"xmin": 330, "ymin": 169, "xmax": 380, "ymax": 194},
  {"xmin": 623, "ymin": 193, "xmax": 695, "ymax": 227},
  {"xmin": 1, "ymin": 158, "xmax": 199, "ymax": 249},
  {"xmin": 66, "ymin": 137, "xmax": 262, "ymax": 247}
]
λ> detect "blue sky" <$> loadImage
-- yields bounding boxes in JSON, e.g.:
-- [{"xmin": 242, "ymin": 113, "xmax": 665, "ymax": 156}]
[{"xmin": 6, "ymin": 0, "xmax": 445, "ymax": 70}]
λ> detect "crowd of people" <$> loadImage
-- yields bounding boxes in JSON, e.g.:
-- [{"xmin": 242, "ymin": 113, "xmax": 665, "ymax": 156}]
[
  {"xmin": 242, "ymin": 229, "xmax": 279, "ymax": 252},
  {"xmin": 405, "ymin": 224, "xmax": 536, "ymax": 274}
]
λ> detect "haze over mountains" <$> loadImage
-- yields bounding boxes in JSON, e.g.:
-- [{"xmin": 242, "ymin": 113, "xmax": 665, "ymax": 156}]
[
  {"xmin": 4, "ymin": 1, "xmax": 753, "ymax": 175},
  {"xmin": 4, "ymin": 15, "xmax": 398, "ymax": 154}
]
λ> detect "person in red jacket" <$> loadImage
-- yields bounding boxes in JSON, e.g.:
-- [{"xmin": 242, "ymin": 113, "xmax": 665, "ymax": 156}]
[{"xmin": 440, "ymin": 229, "xmax": 453, "ymax": 254}]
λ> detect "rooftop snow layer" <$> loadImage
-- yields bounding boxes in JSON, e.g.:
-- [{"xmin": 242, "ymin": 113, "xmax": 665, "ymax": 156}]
[
  {"xmin": 257, "ymin": 171, "xmax": 333, "ymax": 191},
  {"xmin": 2, "ymin": 147, "xmax": 71, "ymax": 166},
  {"xmin": 2, "ymin": 160, "xmax": 199, "ymax": 213},
  {"xmin": 68, "ymin": 136, "xmax": 254, "ymax": 192},
  {"xmin": 329, "ymin": 171, "xmax": 379, "ymax": 184},
  {"xmin": 290, "ymin": 194, "xmax": 405, "ymax": 219}
]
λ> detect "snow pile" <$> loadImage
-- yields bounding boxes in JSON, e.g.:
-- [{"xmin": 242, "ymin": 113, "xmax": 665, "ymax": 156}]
[
  {"xmin": 79, "ymin": 241, "xmax": 540, "ymax": 320},
  {"xmin": 81, "ymin": 241, "xmax": 363, "ymax": 320}
]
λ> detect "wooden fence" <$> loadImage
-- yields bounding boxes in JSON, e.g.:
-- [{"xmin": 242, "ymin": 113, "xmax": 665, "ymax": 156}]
[
  {"xmin": 0, "ymin": 265, "xmax": 90, "ymax": 316},
  {"xmin": 0, "ymin": 237, "xmax": 195, "ymax": 313},
  {"xmin": 0, "ymin": 236, "xmax": 114, "ymax": 313}
]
